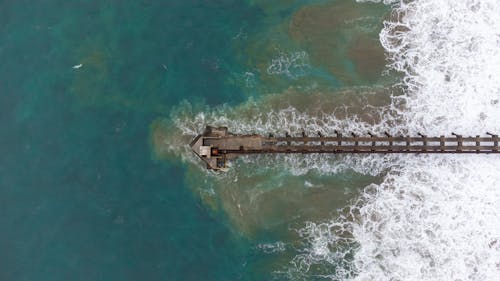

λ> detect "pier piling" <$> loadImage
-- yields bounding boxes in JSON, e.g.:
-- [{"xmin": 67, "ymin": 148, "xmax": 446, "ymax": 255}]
[{"xmin": 190, "ymin": 126, "xmax": 500, "ymax": 171}]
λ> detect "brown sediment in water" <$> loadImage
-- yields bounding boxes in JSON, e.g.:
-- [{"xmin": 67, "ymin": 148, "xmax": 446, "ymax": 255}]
[
  {"xmin": 289, "ymin": 0, "xmax": 389, "ymax": 84},
  {"xmin": 235, "ymin": 1, "xmax": 390, "ymax": 94},
  {"xmin": 150, "ymin": 0, "xmax": 396, "ymax": 237},
  {"xmin": 70, "ymin": 47, "xmax": 110, "ymax": 103},
  {"xmin": 150, "ymin": 86, "xmax": 395, "ymax": 160},
  {"xmin": 150, "ymin": 86, "xmax": 393, "ymax": 236},
  {"xmin": 347, "ymin": 35, "xmax": 387, "ymax": 81},
  {"xmin": 182, "ymin": 158, "xmax": 382, "ymax": 237},
  {"xmin": 261, "ymin": 86, "xmax": 393, "ymax": 124},
  {"xmin": 150, "ymin": 119, "xmax": 184, "ymax": 160}
]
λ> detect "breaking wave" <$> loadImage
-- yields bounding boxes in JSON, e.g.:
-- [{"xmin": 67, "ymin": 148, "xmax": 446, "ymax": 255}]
[
  {"xmin": 165, "ymin": 88, "xmax": 405, "ymax": 176},
  {"xmin": 155, "ymin": 0, "xmax": 500, "ymax": 279},
  {"xmin": 291, "ymin": 0, "xmax": 500, "ymax": 280}
]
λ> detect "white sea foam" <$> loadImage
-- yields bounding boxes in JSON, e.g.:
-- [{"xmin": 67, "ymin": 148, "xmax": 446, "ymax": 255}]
[
  {"xmin": 171, "ymin": 96, "xmax": 404, "ymax": 176},
  {"xmin": 379, "ymin": 0, "xmax": 500, "ymax": 135},
  {"xmin": 292, "ymin": 0, "xmax": 500, "ymax": 280},
  {"xmin": 267, "ymin": 50, "xmax": 310, "ymax": 79},
  {"xmin": 294, "ymin": 156, "xmax": 500, "ymax": 280},
  {"xmin": 165, "ymin": 0, "xmax": 500, "ymax": 279},
  {"xmin": 350, "ymin": 157, "xmax": 500, "ymax": 280},
  {"xmin": 256, "ymin": 241, "xmax": 287, "ymax": 254}
]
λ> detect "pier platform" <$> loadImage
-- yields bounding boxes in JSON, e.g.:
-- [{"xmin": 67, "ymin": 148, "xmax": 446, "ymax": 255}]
[{"xmin": 190, "ymin": 126, "xmax": 500, "ymax": 171}]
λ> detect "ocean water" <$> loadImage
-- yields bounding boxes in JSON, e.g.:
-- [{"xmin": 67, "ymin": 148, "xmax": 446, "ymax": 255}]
[
  {"xmin": 154, "ymin": 0, "xmax": 500, "ymax": 280},
  {"xmin": 1, "ymin": 0, "xmax": 267, "ymax": 280},
  {"xmin": 3, "ymin": 0, "xmax": 499, "ymax": 280}
]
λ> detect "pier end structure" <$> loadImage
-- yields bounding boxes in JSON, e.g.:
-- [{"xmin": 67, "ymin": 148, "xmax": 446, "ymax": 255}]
[
  {"xmin": 190, "ymin": 126, "xmax": 264, "ymax": 171},
  {"xmin": 190, "ymin": 126, "xmax": 500, "ymax": 171}
]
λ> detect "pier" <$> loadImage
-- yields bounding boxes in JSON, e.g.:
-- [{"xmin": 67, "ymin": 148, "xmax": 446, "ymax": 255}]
[{"xmin": 190, "ymin": 126, "xmax": 500, "ymax": 171}]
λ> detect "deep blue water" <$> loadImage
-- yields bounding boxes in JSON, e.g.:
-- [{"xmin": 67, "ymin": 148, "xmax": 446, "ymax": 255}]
[{"xmin": 0, "ymin": 0, "xmax": 276, "ymax": 280}]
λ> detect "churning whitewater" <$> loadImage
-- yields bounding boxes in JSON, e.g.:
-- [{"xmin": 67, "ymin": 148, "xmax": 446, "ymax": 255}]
[
  {"xmin": 163, "ymin": 0, "xmax": 500, "ymax": 279},
  {"xmin": 292, "ymin": 0, "xmax": 500, "ymax": 280}
]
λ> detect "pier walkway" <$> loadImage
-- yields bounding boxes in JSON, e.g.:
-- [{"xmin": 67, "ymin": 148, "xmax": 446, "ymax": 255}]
[{"xmin": 190, "ymin": 126, "xmax": 500, "ymax": 171}]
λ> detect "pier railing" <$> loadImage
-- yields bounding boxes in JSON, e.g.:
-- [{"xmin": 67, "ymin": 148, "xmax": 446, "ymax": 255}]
[{"xmin": 190, "ymin": 126, "xmax": 499, "ymax": 170}]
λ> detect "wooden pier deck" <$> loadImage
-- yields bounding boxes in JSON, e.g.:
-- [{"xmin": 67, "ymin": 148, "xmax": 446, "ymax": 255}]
[{"xmin": 190, "ymin": 126, "xmax": 500, "ymax": 171}]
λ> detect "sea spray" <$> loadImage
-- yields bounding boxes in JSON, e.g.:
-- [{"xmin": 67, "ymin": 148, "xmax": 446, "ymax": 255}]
[
  {"xmin": 291, "ymin": 0, "xmax": 500, "ymax": 280},
  {"xmin": 293, "ymin": 156, "xmax": 500, "ymax": 280},
  {"xmin": 159, "ymin": 88, "xmax": 403, "ymax": 176},
  {"xmin": 151, "ymin": 88, "xmax": 392, "ymax": 235},
  {"xmin": 378, "ymin": 0, "xmax": 500, "ymax": 134},
  {"xmin": 152, "ymin": 1, "xmax": 500, "ymax": 278}
]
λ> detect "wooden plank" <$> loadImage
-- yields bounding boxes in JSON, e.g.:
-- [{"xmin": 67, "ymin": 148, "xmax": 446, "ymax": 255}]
[
  {"xmin": 223, "ymin": 145, "xmax": 500, "ymax": 153},
  {"xmin": 274, "ymin": 137, "xmax": 497, "ymax": 142},
  {"xmin": 194, "ymin": 127, "xmax": 500, "ymax": 170},
  {"xmin": 224, "ymin": 149, "xmax": 500, "ymax": 154}
]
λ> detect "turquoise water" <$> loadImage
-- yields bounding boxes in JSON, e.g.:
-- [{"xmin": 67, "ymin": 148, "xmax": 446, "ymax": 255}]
[{"xmin": 0, "ymin": 0, "xmax": 389, "ymax": 280}]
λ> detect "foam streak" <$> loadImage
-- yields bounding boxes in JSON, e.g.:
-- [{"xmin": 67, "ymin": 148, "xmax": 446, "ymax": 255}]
[{"xmin": 294, "ymin": 1, "xmax": 500, "ymax": 279}]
